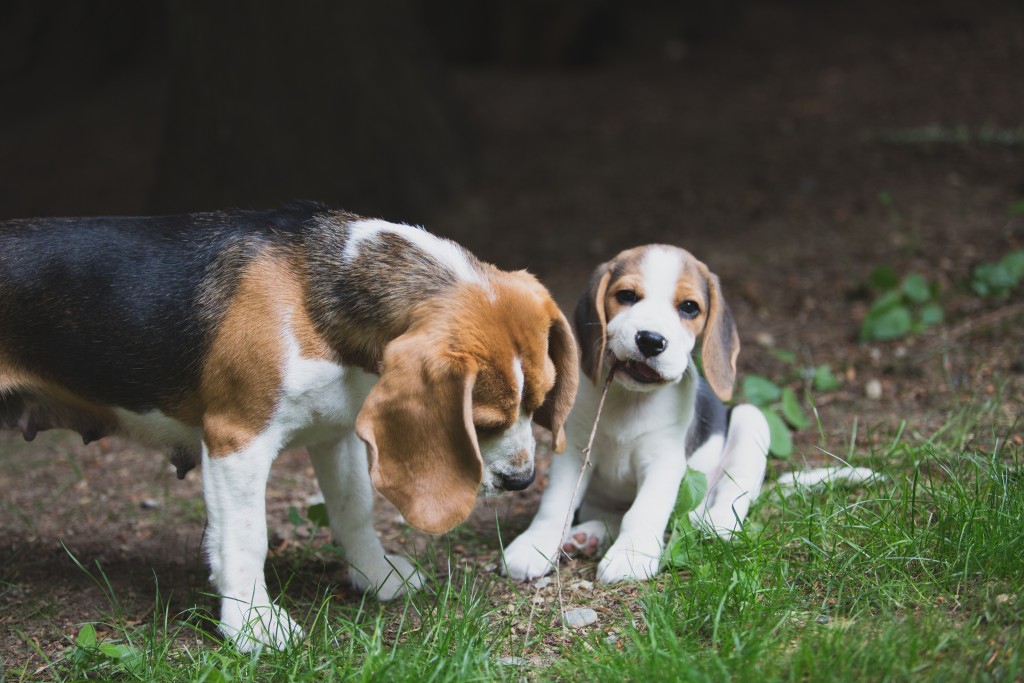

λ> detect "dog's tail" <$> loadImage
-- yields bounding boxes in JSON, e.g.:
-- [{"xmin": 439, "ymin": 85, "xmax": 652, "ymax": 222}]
[{"xmin": 776, "ymin": 466, "xmax": 880, "ymax": 489}]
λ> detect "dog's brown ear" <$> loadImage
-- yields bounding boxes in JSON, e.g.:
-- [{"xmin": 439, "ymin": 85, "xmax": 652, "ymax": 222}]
[
  {"xmin": 533, "ymin": 309, "xmax": 579, "ymax": 453},
  {"xmin": 698, "ymin": 266, "xmax": 740, "ymax": 401},
  {"xmin": 573, "ymin": 263, "xmax": 613, "ymax": 384},
  {"xmin": 356, "ymin": 333, "xmax": 481, "ymax": 534}
]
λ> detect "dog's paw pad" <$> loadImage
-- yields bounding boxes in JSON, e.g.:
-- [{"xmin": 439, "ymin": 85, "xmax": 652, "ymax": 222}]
[{"xmin": 562, "ymin": 520, "xmax": 607, "ymax": 557}]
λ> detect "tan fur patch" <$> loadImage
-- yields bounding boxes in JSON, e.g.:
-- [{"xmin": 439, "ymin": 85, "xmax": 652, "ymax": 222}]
[
  {"xmin": 674, "ymin": 258, "xmax": 709, "ymax": 338},
  {"xmin": 199, "ymin": 253, "xmax": 331, "ymax": 457}
]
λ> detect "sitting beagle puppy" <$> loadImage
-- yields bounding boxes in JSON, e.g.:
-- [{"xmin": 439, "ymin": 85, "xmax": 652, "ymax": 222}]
[
  {"xmin": 503, "ymin": 244, "xmax": 769, "ymax": 583},
  {"xmin": 0, "ymin": 202, "xmax": 577, "ymax": 651}
]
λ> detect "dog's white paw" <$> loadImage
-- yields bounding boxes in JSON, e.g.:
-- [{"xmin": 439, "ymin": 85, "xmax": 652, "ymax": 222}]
[
  {"xmin": 349, "ymin": 553, "xmax": 424, "ymax": 601},
  {"xmin": 219, "ymin": 599, "xmax": 303, "ymax": 653},
  {"xmin": 596, "ymin": 544, "xmax": 661, "ymax": 584},
  {"xmin": 502, "ymin": 531, "xmax": 561, "ymax": 580}
]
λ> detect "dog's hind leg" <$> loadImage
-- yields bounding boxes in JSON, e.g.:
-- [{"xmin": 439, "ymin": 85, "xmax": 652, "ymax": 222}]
[
  {"xmin": 202, "ymin": 437, "xmax": 303, "ymax": 652},
  {"xmin": 689, "ymin": 404, "xmax": 770, "ymax": 540},
  {"xmin": 307, "ymin": 432, "xmax": 423, "ymax": 600}
]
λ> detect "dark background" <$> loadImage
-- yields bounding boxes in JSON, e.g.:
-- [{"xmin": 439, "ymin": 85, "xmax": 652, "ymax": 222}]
[{"xmin": 3, "ymin": 0, "xmax": 1022, "ymax": 286}]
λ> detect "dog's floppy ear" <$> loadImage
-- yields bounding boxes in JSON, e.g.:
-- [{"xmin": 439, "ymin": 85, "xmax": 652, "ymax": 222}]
[
  {"xmin": 573, "ymin": 262, "xmax": 613, "ymax": 384},
  {"xmin": 697, "ymin": 264, "xmax": 740, "ymax": 401},
  {"xmin": 533, "ymin": 309, "xmax": 579, "ymax": 453},
  {"xmin": 356, "ymin": 333, "xmax": 482, "ymax": 534}
]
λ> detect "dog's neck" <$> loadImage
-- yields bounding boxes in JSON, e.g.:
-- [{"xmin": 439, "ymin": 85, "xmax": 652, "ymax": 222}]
[{"xmin": 301, "ymin": 214, "xmax": 489, "ymax": 372}]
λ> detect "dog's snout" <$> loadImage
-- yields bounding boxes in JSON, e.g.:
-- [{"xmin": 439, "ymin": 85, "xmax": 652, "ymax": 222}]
[
  {"xmin": 635, "ymin": 330, "xmax": 668, "ymax": 357},
  {"xmin": 499, "ymin": 469, "xmax": 536, "ymax": 492}
]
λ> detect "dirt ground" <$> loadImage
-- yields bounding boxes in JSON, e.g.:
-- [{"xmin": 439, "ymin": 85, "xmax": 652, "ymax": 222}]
[{"xmin": 2, "ymin": 0, "xmax": 1023, "ymax": 671}]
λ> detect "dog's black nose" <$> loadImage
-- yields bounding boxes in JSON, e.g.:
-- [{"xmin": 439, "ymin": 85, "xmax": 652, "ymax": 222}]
[
  {"xmin": 635, "ymin": 330, "xmax": 668, "ymax": 357},
  {"xmin": 499, "ymin": 469, "xmax": 536, "ymax": 491}
]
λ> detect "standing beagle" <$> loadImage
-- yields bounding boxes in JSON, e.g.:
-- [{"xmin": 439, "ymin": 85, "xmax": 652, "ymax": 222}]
[
  {"xmin": 0, "ymin": 202, "xmax": 578, "ymax": 650},
  {"xmin": 503, "ymin": 244, "xmax": 769, "ymax": 583}
]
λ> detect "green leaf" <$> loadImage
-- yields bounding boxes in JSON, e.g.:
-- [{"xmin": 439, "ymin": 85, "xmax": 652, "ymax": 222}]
[
  {"xmin": 780, "ymin": 388, "xmax": 810, "ymax": 429},
  {"xmin": 1001, "ymin": 250, "xmax": 1024, "ymax": 281},
  {"xmin": 768, "ymin": 348, "xmax": 797, "ymax": 364},
  {"xmin": 901, "ymin": 273, "xmax": 931, "ymax": 303},
  {"xmin": 861, "ymin": 303, "xmax": 912, "ymax": 341},
  {"xmin": 1009, "ymin": 199, "xmax": 1024, "ymax": 215},
  {"xmin": 919, "ymin": 302, "xmax": 944, "ymax": 327},
  {"xmin": 812, "ymin": 364, "xmax": 842, "ymax": 392},
  {"xmin": 674, "ymin": 470, "xmax": 708, "ymax": 517},
  {"xmin": 743, "ymin": 375, "xmax": 782, "ymax": 406},
  {"xmin": 98, "ymin": 643, "xmax": 133, "ymax": 659},
  {"xmin": 76, "ymin": 623, "xmax": 97, "ymax": 649},
  {"xmin": 868, "ymin": 265, "xmax": 900, "ymax": 291},
  {"xmin": 307, "ymin": 502, "xmax": 330, "ymax": 528},
  {"xmin": 866, "ymin": 289, "xmax": 904, "ymax": 315},
  {"xmin": 761, "ymin": 407, "xmax": 793, "ymax": 458},
  {"xmin": 287, "ymin": 506, "xmax": 307, "ymax": 527}
]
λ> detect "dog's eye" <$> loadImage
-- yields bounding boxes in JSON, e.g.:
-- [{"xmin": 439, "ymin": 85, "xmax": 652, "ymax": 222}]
[
  {"xmin": 678, "ymin": 300, "xmax": 701, "ymax": 319},
  {"xmin": 615, "ymin": 290, "xmax": 639, "ymax": 305},
  {"xmin": 475, "ymin": 425, "xmax": 502, "ymax": 437}
]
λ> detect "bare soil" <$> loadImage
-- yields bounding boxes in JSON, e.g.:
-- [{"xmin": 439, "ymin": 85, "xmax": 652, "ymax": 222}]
[{"xmin": 2, "ymin": 0, "xmax": 1023, "ymax": 672}]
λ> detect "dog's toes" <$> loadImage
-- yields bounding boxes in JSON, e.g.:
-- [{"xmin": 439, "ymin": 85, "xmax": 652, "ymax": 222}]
[
  {"xmin": 350, "ymin": 553, "xmax": 424, "ymax": 601},
  {"xmin": 502, "ymin": 532, "xmax": 560, "ymax": 580},
  {"xmin": 219, "ymin": 601, "xmax": 304, "ymax": 653},
  {"xmin": 596, "ymin": 543, "xmax": 660, "ymax": 584}
]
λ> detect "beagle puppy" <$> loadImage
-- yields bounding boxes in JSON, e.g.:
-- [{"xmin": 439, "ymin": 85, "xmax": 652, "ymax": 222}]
[
  {"xmin": 0, "ymin": 202, "xmax": 578, "ymax": 651},
  {"xmin": 502, "ymin": 244, "xmax": 769, "ymax": 583}
]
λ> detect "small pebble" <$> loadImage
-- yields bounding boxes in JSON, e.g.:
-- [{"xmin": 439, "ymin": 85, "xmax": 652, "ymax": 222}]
[
  {"xmin": 562, "ymin": 608, "xmax": 598, "ymax": 628},
  {"xmin": 497, "ymin": 656, "xmax": 525, "ymax": 667},
  {"xmin": 865, "ymin": 378, "xmax": 883, "ymax": 400},
  {"xmin": 140, "ymin": 498, "xmax": 162, "ymax": 510},
  {"xmin": 815, "ymin": 615, "xmax": 830, "ymax": 625},
  {"xmin": 533, "ymin": 576, "xmax": 552, "ymax": 589},
  {"xmin": 570, "ymin": 580, "xmax": 593, "ymax": 591}
]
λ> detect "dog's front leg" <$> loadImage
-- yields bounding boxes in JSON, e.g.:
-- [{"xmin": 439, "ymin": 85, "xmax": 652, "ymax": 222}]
[
  {"xmin": 202, "ymin": 439, "xmax": 302, "ymax": 652},
  {"xmin": 597, "ymin": 449, "xmax": 687, "ymax": 584},
  {"xmin": 307, "ymin": 434, "xmax": 423, "ymax": 600},
  {"xmin": 502, "ymin": 446, "xmax": 592, "ymax": 580}
]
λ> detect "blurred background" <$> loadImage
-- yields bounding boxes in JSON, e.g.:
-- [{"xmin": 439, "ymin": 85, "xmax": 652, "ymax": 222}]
[{"xmin": 2, "ymin": 0, "xmax": 1021, "ymax": 285}]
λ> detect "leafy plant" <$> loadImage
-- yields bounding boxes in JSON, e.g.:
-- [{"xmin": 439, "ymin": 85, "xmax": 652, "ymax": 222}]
[
  {"xmin": 65, "ymin": 623, "xmax": 147, "ymax": 677},
  {"xmin": 737, "ymin": 353, "xmax": 842, "ymax": 459},
  {"xmin": 970, "ymin": 249, "xmax": 1024, "ymax": 299},
  {"xmin": 860, "ymin": 267, "xmax": 943, "ymax": 341},
  {"xmin": 663, "ymin": 469, "xmax": 708, "ymax": 569}
]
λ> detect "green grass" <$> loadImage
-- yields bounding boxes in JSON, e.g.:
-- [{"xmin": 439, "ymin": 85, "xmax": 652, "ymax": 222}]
[{"xmin": 10, "ymin": 399, "xmax": 1024, "ymax": 682}]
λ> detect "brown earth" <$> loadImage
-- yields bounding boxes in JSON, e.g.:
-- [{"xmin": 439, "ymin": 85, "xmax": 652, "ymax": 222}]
[{"xmin": 2, "ymin": 0, "xmax": 1023, "ymax": 673}]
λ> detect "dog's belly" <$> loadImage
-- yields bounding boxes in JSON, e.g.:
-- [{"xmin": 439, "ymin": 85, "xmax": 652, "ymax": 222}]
[{"xmin": 0, "ymin": 386, "xmax": 204, "ymax": 476}]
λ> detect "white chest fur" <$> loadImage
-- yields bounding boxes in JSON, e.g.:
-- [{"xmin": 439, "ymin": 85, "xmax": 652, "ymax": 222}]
[{"xmin": 275, "ymin": 330, "xmax": 378, "ymax": 451}]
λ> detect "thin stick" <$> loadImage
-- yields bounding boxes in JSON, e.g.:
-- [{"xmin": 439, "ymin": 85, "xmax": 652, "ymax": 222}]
[{"xmin": 554, "ymin": 364, "xmax": 617, "ymax": 628}]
